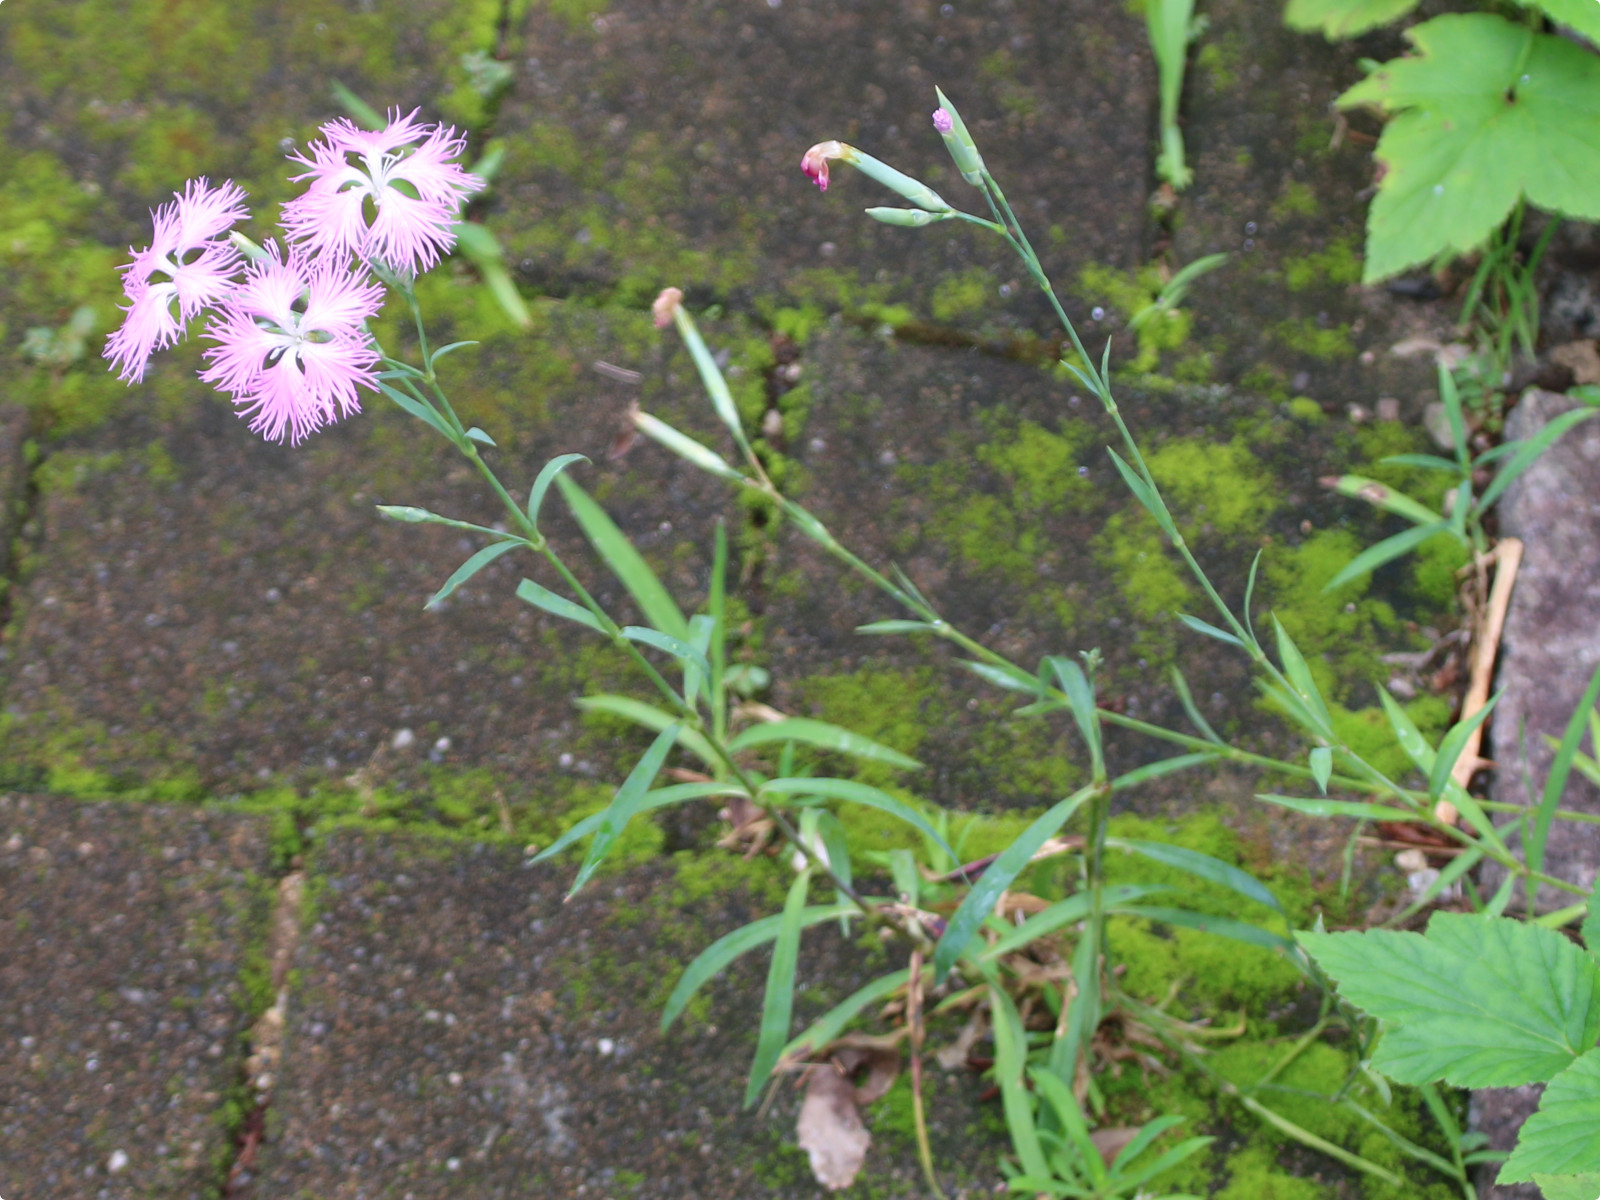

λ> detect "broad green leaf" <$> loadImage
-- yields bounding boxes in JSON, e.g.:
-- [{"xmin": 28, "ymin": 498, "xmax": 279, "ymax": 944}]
[
  {"xmin": 1325, "ymin": 520, "xmax": 1453, "ymax": 592},
  {"xmin": 532, "ymin": 781, "xmax": 746, "ymax": 863},
  {"xmin": 574, "ymin": 694, "xmax": 719, "ymax": 766},
  {"xmin": 1286, "ymin": 0, "xmax": 1419, "ymax": 39},
  {"xmin": 757, "ymin": 777, "xmax": 955, "ymax": 865},
  {"xmin": 1108, "ymin": 838, "xmax": 1285, "ymax": 915},
  {"xmin": 745, "ymin": 868, "xmax": 812, "ymax": 1107},
  {"xmin": 569, "ymin": 724, "xmax": 680, "ymax": 896},
  {"xmin": 555, "ymin": 475, "xmax": 689, "ymax": 640},
  {"xmin": 1498, "ymin": 1050, "xmax": 1600, "ymax": 1182},
  {"xmin": 515, "ymin": 577, "xmax": 604, "ymax": 633},
  {"xmin": 935, "ymin": 786, "xmax": 1095, "ymax": 980},
  {"xmin": 426, "ymin": 538, "xmax": 523, "ymax": 608},
  {"xmin": 1531, "ymin": 1171, "xmax": 1600, "ymax": 1200},
  {"xmin": 1520, "ymin": 0, "xmax": 1600, "ymax": 53},
  {"xmin": 1258, "ymin": 793, "xmax": 1421, "ymax": 823},
  {"xmin": 729, "ymin": 717, "xmax": 921, "ymax": 769},
  {"xmin": 1339, "ymin": 15, "xmax": 1600, "ymax": 282},
  {"xmin": 1323, "ymin": 474, "xmax": 1444, "ymax": 527},
  {"xmin": 526, "ymin": 453, "xmax": 589, "ymax": 532},
  {"xmin": 981, "ymin": 884, "xmax": 1175, "ymax": 961},
  {"xmin": 660, "ymin": 900, "xmax": 858, "ymax": 1032},
  {"xmin": 782, "ymin": 967, "xmax": 915, "ymax": 1060},
  {"xmin": 1300, "ymin": 912, "xmax": 1600, "ymax": 1087}
]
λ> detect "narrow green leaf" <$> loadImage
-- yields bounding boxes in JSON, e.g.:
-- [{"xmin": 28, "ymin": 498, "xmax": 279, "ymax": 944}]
[
  {"xmin": 1583, "ymin": 891, "xmax": 1600, "ymax": 966},
  {"xmin": 527, "ymin": 453, "xmax": 590, "ymax": 532},
  {"xmin": 1430, "ymin": 691, "xmax": 1500, "ymax": 801},
  {"xmin": 1257, "ymin": 794, "xmax": 1421, "ymax": 823},
  {"xmin": 1030, "ymin": 1066, "xmax": 1110, "ymax": 1188},
  {"xmin": 1382, "ymin": 452, "xmax": 1462, "ymax": 473},
  {"xmin": 1171, "ymin": 666, "xmax": 1224, "ymax": 745},
  {"xmin": 569, "ymin": 724, "xmax": 680, "ymax": 896},
  {"xmin": 745, "ymin": 868, "xmax": 812, "ymax": 1107},
  {"xmin": 632, "ymin": 411, "xmax": 741, "ymax": 480},
  {"xmin": 855, "ymin": 619, "xmax": 937, "ymax": 635},
  {"xmin": 1323, "ymin": 474, "xmax": 1444, "ymax": 527},
  {"xmin": 376, "ymin": 379, "xmax": 454, "ymax": 439},
  {"xmin": 1311, "ymin": 746, "xmax": 1334, "ymax": 794},
  {"xmin": 782, "ymin": 968, "xmax": 915, "ymax": 1061},
  {"xmin": 621, "ymin": 625, "xmax": 712, "ymax": 691},
  {"xmin": 1377, "ymin": 690, "xmax": 1508, "ymax": 851},
  {"xmin": 1045, "ymin": 655, "xmax": 1102, "ymax": 772},
  {"xmin": 671, "ymin": 304, "xmax": 748, "ymax": 447},
  {"xmin": 1108, "ymin": 839, "xmax": 1286, "ymax": 916},
  {"xmin": 532, "ymin": 781, "xmax": 747, "ymax": 863},
  {"xmin": 1110, "ymin": 752, "xmax": 1218, "ymax": 790},
  {"xmin": 1497, "ymin": 1050, "xmax": 1600, "ymax": 1182},
  {"xmin": 465, "ymin": 426, "xmax": 497, "ymax": 447},
  {"xmin": 1325, "ymin": 521, "xmax": 1452, "ymax": 592},
  {"xmin": 758, "ymin": 778, "xmax": 955, "ymax": 865},
  {"xmin": 955, "ymin": 658, "xmax": 1036, "ymax": 692},
  {"xmin": 1533, "ymin": 664, "xmax": 1600, "ymax": 880},
  {"xmin": 660, "ymin": 901, "xmax": 858, "ymax": 1033},
  {"xmin": 1107, "ymin": 447, "xmax": 1174, "ymax": 535},
  {"xmin": 729, "ymin": 717, "xmax": 921, "ymax": 769},
  {"xmin": 990, "ymin": 982, "xmax": 1050, "ymax": 1179},
  {"xmin": 981, "ymin": 884, "xmax": 1175, "ymax": 961},
  {"xmin": 1115, "ymin": 905, "xmax": 1297, "ymax": 956},
  {"xmin": 1273, "ymin": 616, "xmax": 1333, "ymax": 731},
  {"xmin": 329, "ymin": 78, "xmax": 385, "ymax": 128},
  {"xmin": 1300, "ymin": 912, "xmax": 1600, "ymax": 1087},
  {"xmin": 1479, "ymin": 407, "xmax": 1598, "ymax": 513},
  {"xmin": 427, "ymin": 539, "xmax": 522, "ymax": 608},
  {"xmin": 935, "ymin": 786, "xmax": 1095, "ymax": 980},
  {"xmin": 515, "ymin": 577, "xmax": 604, "ymax": 632},
  {"xmin": 1178, "ymin": 613, "xmax": 1243, "ymax": 647},
  {"xmin": 428, "ymin": 339, "xmax": 479, "ymax": 365},
  {"xmin": 1244, "ymin": 548, "xmax": 1263, "ymax": 641},
  {"xmin": 574, "ymin": 695, "xmax": 719, "ymax": 766},
  {"xmin": 556, "ymin": 475, "xmax": 689, "ymax": 640}
]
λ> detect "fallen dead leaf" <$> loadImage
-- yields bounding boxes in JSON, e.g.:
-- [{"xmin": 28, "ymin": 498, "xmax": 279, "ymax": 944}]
[
  {"xmin": 797, "ymin": 1064, "xmax": 871, "ymax": 1191},
  {"xmin": 1550, "ymin": 339, "xmax": 1600, "ymax": 385},
  {"xmin": 1090, "ymin": 1126, "xmax": 1142, "ymax": 1168}
]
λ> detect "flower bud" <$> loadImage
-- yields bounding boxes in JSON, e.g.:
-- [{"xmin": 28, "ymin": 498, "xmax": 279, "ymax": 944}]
[
  {"xmin": 652, "ymin": 286, "xmax": 683, "ymax": 329},
  {"xmin": 864, "ymin": 207, "xmax": 954, "ymax": 227},
  {"xmin": 847, "ymin": 151, "xmax": 951, "ymax": 212},
  {"xmin": 933, "ymin": 87, "xmax": 984, "ymax": 185}
]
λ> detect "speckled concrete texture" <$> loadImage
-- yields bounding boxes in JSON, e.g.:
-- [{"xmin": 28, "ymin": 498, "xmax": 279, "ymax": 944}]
[
  {"xmin": 253, "ymin": 831, "xmax": 1005, "ymax": 1199},
  {"xmin": 0, "ymin": 795, "xmax": 274, "ymax": 1200}
]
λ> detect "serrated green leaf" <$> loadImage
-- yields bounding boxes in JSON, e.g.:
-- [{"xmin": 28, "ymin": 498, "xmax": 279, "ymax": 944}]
[
  {"xmin": 515, "ymin": 577, "xmax": 604, "ymax": 633},
  {"xmin": 1531, "ymin": 1170, "xmax": 1600, "ymax": 1200},
  {"xmin": 729, "ymin": 717, "xmax": 921, "ymax": 769},
  {"xmin": 1300, "ymin": 912, "xmax": 1600, "ymax": 1087},
  {"xmin": 935, "ymin": 786, "xmax": 1095, "ymax": 981},
  {"xmin": 1520, "ymin": 0, "xmax": 1600, "ymax": 51},
  {"xmin": 745, "ymin": 867, "xmax": 811, "ymax": 1107},
  {"xmin": 1339, "ymin": 15, "xmax": 1600, "ymax": 282},
  {"xmin": 556, "ymin": 475, "xmax": 689, "ymax": 641},
  {"xmin": 1285, "ymin": 0, "xmax": 1419, "ymax": 39},
  {"xmin": 1498, "ymin": 1050, "xmax": 1600, "ymax": 1183},
  {"xmin": 659, "ymin": 900, "xmax": 858, "ymax": 1033},
  {"xmin": 569, "ymin": 724, "xmax": 680, "ymax": 896},
  {"xmin": 427, "ymin": 539, "xmax": 522, "ymax": 608}
]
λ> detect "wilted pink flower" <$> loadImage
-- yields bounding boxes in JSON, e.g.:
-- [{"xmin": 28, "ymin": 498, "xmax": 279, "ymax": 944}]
[
  {"xmin": 280, "ymin": 109, "xmax": 484, "ymax": 275},
  {"xmin": 104, "ymin": 178, "xmax": 249, "ymax": 382},
  {"xmin": 199, "ymin": 244, "xmax": 384, "ymax": 443},
  {"xmin": 652, "ymin": 287, "xmax": 683, "ymax": 329},
  {"xmin": 932, "ymin": 108, "xmax": 954, "ymax": 134},
  {"xmin": 801, "ymin": 141, "xmax": 847, "ymax": 193}
]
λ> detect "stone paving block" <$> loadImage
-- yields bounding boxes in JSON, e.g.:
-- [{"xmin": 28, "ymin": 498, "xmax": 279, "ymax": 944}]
[
  {"xmin": 254, "ymin": 830, "xmax": 1004, "ymax": 1199},
  {"xmin": 492, "ymin": 0, "xmax": 1155, "ymax": 319},
  {"xmin": 0, "ymin": 795, "xmax": 275, "ymax": 1200}
]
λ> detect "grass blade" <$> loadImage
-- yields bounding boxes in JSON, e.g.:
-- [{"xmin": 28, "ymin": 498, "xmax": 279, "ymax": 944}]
[
  {"xmin": 570, "ymin": 724, "xmax": 680, "ymax": 896},
  {"xmin": 1107, "ymin": 838, "xmax": 1285, "ymax": 916},
  {"xmin": 759, "ymin": 777, "xmax": 955, "ymax": 864},
  {"xmin": 527, "ymin": 453, "xmax": 590, "ymax": 532},
  {"xmin": 730, "ymin": 717, "xmax": 921, "ymax": 769},
  {"xmin": 516, "ymin": 577, "xmax": 604, "ymax": 633},
  {"xmin": 532, "ymin": 781, "xmax": 747, "ymax": 863},
  {"xmin": 1324, "ymin": 521, "xmax": 1451, "ymax": 592},
  {"xmin": 574, "ymin": 694, "xmax": 719, "ymax": 766},
  {"xmin": 427, "ymin": 538, "xmax": 523, "ymax": 608},
  {"xmin": 556, "ymin": 475, "xmax": 689, "ymax": 640},
  {"xmin": 745, "ymin": 868, "xmax": 812, "ymax": 1107}
]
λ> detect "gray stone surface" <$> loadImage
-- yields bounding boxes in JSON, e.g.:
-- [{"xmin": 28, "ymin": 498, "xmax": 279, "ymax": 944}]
[
  {"xmin": 1476, "ymin": 390, "xmax": 1600, "ymax": 1200},
  {"xmin": 0, "ymin": 795, "xmax": 274, "ymax": 1200},
  {"xmin": 0, "ymin": 404, "xmax": 28, "ymax": 578},
  {"xmin": 253, "ymin": 830, "xmax": 1004, "ymax": 1199}
]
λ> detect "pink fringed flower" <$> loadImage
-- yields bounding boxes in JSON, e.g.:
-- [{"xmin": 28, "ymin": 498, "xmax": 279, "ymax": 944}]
[
  {"xmin": 104, "ymin": 178, "xmax": 248, "ymax": 382},
  {"xmin": 199, "ymin": 244, "xmax": 384, "ymax": 444},
  {"xmin": 280, "ymin": 109, "xmax": 484, "ymax": 275},
  {"xmin": 801, "ymin": 141, "xmax": 846, "ymax": 193}
]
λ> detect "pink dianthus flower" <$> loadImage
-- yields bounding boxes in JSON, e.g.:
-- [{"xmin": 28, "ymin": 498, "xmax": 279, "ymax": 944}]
[
  {"xmin": 199, "ymin": 244, "xmax": 384, "ymax": 444},
  {"xmin": 104, "ymin": 178, "xmax": 248, "ymax": 382},
  {"xmin": 280, "ymin": 109, "xmax": 484, "ymax": 275}
]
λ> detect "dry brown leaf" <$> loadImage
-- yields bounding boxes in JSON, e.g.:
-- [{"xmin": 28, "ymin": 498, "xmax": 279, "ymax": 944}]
[
  {"xmin": 934, "ymin": 1009, "xmax": 988, "ymax": 1071},
  {"xmin": 1090, "ymin": 1126, "xmax": 1141, "ymax": 1167},
  {"xmin": 796, "ymin": 1065, "xmax": 871, "ymax": 1191},
  {"xmin": 834, "ymin": 1042, "xmax": 903, "ymax": 1106},
  {"xmin": 1551, "ymin": 339, "xmax": 1600, "ymax": 385}
]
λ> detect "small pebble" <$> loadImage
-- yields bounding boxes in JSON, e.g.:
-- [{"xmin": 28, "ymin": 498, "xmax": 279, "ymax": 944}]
[
  {"xmin": 107, "ymin": 1150, "xmax": 129, "ymax": 1174},
  {"xmin": 597, "ymin": 1037, "xmax": 616, "ymax": 1056},
  {"xmin": 391, "ymin": 728, "xmax": 415, "ymax": 751}
]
